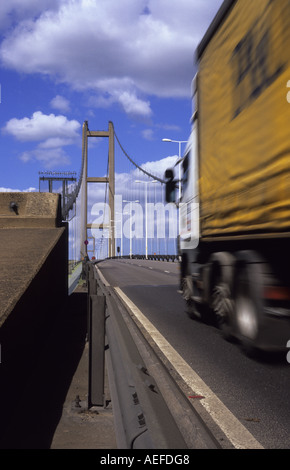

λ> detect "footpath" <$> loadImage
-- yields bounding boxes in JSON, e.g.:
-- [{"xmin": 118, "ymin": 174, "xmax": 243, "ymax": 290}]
[
  {"xmin": 1, "ymin": 282, "xmax": 117, "ymax": 450},
  {"xmin": 50, "ymin": 282, "xmax": 117, "ymax": 450},
  {"xmin": 50, "ymin": 344, "xmax": 117, "ymax": 450}
]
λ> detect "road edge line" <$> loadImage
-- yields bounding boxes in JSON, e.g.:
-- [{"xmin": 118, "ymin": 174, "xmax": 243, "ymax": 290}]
[{"xmin": 114, "ymin": 286, "xmax": 264, "ymax": 450}]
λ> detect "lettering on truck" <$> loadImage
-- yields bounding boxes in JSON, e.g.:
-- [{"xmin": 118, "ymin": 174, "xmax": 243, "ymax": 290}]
[{"xmin": 231, "ymin": 7, "xmax": 285, "ymax": 119}]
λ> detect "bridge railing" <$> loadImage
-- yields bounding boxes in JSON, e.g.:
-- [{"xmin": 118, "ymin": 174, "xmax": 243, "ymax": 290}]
[
  {"xmin": 84, "ymin": 261, "xmax": 189, "ymax": 449},
  {"xmin": 106, "ymin": 254, "xmax": 180, "ymax": 262}
]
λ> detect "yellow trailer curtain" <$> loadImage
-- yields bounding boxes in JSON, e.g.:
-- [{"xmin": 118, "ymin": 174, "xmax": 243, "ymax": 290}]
[{"xmin": 198, "ymin": 0, "xmax": 290, "ymax": 237}]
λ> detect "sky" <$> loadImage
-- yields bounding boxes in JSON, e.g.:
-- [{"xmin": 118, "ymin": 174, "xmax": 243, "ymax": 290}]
[
  {"xmin": 0, "ymin": 0, "xmax": 223, "ymax": 191},
  {"xmin": 0, "ymin": 0, "xmax": 224, "ymax": 257}
]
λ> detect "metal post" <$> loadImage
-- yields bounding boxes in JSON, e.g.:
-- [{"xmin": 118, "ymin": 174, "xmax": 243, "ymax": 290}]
[
  {"xmin": 130, "ymin": 202, "xmax": 132, "ymax": 259},
  {"xmin": 145, "ymin": 183, "xmax": 148, "ymax": 259},
  {"xmin": 88, "ymin": 294, "xmax": 106, "ymax": 407},
  {"xmin": 108, "ymin": 121, "xmax": 115, "ymax": 258},
  {"xmin": 83, "ymin": 121, "xmax": 88, "ymax": 256},
  {"xmin": 86, "ymin": 263, "xmax": 106, "ymax": 408}
]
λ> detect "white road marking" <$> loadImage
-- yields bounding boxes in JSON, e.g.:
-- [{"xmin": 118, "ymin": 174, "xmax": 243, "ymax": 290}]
[
  {"xmin": 114, "ymin": 286, "xmax": 264, "ymax": 450},
  {"xmin": 95, "ymin": 264, "xmax": 110, "ymax": 287}
]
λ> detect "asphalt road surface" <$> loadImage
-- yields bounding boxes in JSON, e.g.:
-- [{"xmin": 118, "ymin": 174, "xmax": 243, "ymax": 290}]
[{"xmin": 97, "ymin": 258, "xmax": 290, "ymax": 449}]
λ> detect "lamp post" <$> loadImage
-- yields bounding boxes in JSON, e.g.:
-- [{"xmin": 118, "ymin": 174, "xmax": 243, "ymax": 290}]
[
  {"xmin": 151, "ymin": 179, "xmax": 158, "ymax": 254},
  {"xmin": 135, "ymin": 180, "xmax": 151, "ymax": 259},
  {"xmin": 123, "ymin": 199, "xmax": 139, "ymax": 258},
  {"xmin": 110, "ymin": 219, "xmax": 119, "ymax": 257},
  {"xmin": 115, "ymin": 211, "xmax": 123, "ymax": 257}
]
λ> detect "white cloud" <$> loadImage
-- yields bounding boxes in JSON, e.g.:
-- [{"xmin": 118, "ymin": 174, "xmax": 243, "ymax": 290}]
[
  {"xmin": 141, "ymin": 124, "xmax": 182, "ymax": 141},
  {"xmin": 20, "ymin": 147, "xmax": 70, "ymax": 168},
  {"xmin": 0, "ymin": 187, "xmax": 37, "ymax": 192},
  {"xmin": 0, "ymin": 0, "xmax": 224, "ymax": 117},
  {"xmin": 140, "ymin": 155, "xmax": 179, "ymax": 180},
  {"xmin": 142, "ymin": 129, "xmax": 155, "ymax": 141},
  {"xmin": 118, "ymin": 91, "xmax": 152, "ymax": 118},
  {"xmin": 2, "ymin": 111, "xmax": 81, "ymax": 148},
  {"xmin": 115, "ymin": 156, "xmax": 179, "ymax": 199},
  {"xmin": 2, "ymin": 111, "xmax": 81, "ymax": 168},
  {"xmin": 0, "ymin": 0, "xmax": 60, "ymax": 31},
  {"xmin": 87, "ymin": 155, "xmax": 178, "ymax": 210},
  {"xmin": 89, "ymin": 87, "xmax": 152, "ymax": 118},
  {"xmin": 38, "ymin": 137, "xmax": 75, "ymax": 149},
  {"xmin": 50, "ymin": 95, "xmax": 71, "ymax": 113},
  {"xmin": 2, "ymin": 111, "xmax": 80, "ymax": 143}
]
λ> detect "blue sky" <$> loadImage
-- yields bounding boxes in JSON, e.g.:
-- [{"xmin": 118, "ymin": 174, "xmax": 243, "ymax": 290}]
[
  {"xmin": 0, "ymin": 0, "xmax": 223, "ymax": 192},
  {"xmin": 0, "ymin": 0, "xmax": 224, "ymax": 258}
]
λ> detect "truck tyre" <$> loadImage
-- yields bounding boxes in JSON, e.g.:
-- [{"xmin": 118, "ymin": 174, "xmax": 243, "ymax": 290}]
[
  {"xmin": 233, "ymin": 251, "xmax": 265, "ymax": 356},
  {"xmin": 209, "ymin": 252, "xmax": 235, "ymax": 340},
  {"xmin": 183, "ymin": 275, "xmax": 202, "ymax": 320}
]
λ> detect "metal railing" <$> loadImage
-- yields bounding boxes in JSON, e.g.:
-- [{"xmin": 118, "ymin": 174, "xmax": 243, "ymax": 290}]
[
  {"xmin": 107, "ymin": 254, "xmax": 179, "ymax": 262},
  {"xmin": 85, "ymin": 261, "xmax": 188, "ymax": 449}
]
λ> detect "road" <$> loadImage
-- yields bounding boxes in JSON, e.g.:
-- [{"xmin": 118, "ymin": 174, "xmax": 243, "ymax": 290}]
[{"xmin": 97, "ymin": 258, "xmax": 290, "ymax": 449}]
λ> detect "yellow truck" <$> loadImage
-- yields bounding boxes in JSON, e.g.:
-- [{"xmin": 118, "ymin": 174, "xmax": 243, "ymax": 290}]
[{"xmin": 165, "ymin": 0, "xmax": 290, "ymax": 354}]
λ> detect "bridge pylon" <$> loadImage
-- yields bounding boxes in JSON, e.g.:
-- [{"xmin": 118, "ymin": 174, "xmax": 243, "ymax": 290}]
[{"xmin": 82, "ymin": 121, "xmax": 115, "ymax": 258}]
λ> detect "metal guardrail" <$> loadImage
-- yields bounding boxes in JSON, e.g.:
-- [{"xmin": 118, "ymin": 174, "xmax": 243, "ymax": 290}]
[
  {"xmin": 85, "ymin": 261, "xmax": 221, "ymax": 449},
  {"xmin": 107, "ymin": 254, "xmax": 180, "ymax": 262},
  {"xmin": 85, "ymin": 262, "xmax": 188, "ymax": 449}
]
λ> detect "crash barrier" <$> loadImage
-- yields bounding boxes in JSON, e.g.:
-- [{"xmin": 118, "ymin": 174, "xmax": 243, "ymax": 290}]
[
  {"xmin": 86, "ymin": 262, "xmax": 105, "ymax": 407},
  {"xmin": 108, "ymin": 254, "xmax": 179, "ymax": 262},
  {"xmin": 85, "ymin": 262, "xmax": 188, "ymax": 449}
]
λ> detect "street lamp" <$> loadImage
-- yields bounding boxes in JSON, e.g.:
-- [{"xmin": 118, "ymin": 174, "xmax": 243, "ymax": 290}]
[
  {"xmin": 123, "ymin": 199, "xmax": 139, "ymax": 259},
  {"xmin": 150, "ymin": 179, "xmax": 159, "ymax": 254},
  {"xmin": 135, "ymin": 180, "xmax": 151, "ymax": 259},
  {"xmin": 115, "ymin": 211, "xmax": 123, "ymax": 257}
]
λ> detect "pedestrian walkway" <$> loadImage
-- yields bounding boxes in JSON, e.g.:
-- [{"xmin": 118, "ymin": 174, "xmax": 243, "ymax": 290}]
[
  {"xmin": 50, "ymin": 282, "xmax": 117, "ymax": 449},
  {"xmin": 50, "ymin": 321, "xmax": 117, "ymax": 449},
  {"xmin": 0, "ymin": 283, "xmax": 117, "ymax": 449}
]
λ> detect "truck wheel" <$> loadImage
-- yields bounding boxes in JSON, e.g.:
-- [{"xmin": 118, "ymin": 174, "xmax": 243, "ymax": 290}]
[
  {"xmin": 212, "ymin": 283, "xmax": 234, "ymax": 340},
  {"xmin": 233, "ymin": 252, "xmax": 264, "ymax": 356},
  {"xmin": 183, "ymin": 275, "xmax": 202, "ymax": 321},
  {"xmin": 209, "ymin": 252, "xmax": 235, "ymax": 339}
]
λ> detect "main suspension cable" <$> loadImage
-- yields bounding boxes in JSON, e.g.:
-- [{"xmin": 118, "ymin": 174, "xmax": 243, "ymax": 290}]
[{"xmin": 113, "ymin": 128, "xmax": 166, "ymax": 184}]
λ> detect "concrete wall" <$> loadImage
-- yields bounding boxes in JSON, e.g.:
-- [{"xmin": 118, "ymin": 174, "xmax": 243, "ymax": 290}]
[
  {"xmin": 0, "ymin": 192, "xmax": 69, "ymax": 447},
  {"xmin": 0, "ymin": 191, "xmax": 63, "ymax": 228}
]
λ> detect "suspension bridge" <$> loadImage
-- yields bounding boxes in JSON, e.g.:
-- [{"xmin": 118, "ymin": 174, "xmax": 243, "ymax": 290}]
[
  {"xmin": 0, "ymin": 120, "xmax": 194, "ymax": 451},
  {"xmin": 39, "ymin": 120, "xmax": 179, "ymax": 267}
]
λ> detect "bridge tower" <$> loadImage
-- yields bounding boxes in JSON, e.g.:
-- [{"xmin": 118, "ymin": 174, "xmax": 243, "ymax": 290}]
[{"xmin": 82, "ymin": 121, "xmax": 115, "ymax": 258}]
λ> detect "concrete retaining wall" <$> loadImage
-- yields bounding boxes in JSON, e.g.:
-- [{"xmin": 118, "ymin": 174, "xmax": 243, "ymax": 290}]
[{"xmin": 0, "ymin": 192, "xmax": 69, "ymax": 447}]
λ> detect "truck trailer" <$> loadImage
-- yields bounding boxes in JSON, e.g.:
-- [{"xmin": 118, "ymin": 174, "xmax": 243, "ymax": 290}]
[{"xmin": 165, "ymin": 0, "xmax": 290, "ymax": 355}]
